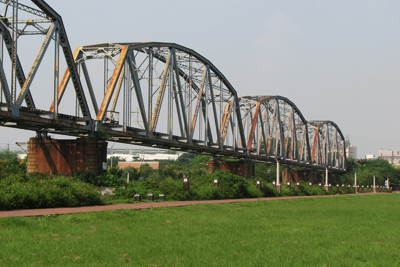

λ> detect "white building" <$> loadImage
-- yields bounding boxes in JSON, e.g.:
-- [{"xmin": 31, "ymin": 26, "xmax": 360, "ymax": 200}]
[
  {"xmin": 345, "ymin": 139, "xmax": 357, "ymax": 159},
  {"xmin": 378, "ymin": 150, "xmax": 400, "ymax": 166}
]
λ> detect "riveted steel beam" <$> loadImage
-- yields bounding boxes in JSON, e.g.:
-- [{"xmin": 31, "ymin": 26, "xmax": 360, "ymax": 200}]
[{"xmin": 96, "ymin": 45, "xmax": 128, "ymax": 121}]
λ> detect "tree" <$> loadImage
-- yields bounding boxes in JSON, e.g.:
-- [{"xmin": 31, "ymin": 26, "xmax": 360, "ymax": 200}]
[
  {"xmin": 107, "ymin": 156, "xmax": 125, "ymax": 167},
  {"xmin": 176, "ymin": 153, "xmax": 195, "ymax": 164},
  {"xmin": 0, "ymin": 149, "xmax": 19, "ymax": 161}
]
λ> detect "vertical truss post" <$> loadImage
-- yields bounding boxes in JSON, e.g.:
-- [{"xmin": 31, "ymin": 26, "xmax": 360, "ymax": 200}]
[
  {"xmin": 53, "ymin": 24, "xmax": 59, "ymax": 120},
  {"xmin": 11, "ymin": 0, "xmax": 18, "ymax": 108},
  {"xmin": 207, "ymin": 66, "xmax": 222, "ymax": 148},
  {"xmin": 128, "ymin": 52, "xmax": 148, "ymax": 134},
  {"xmin": 171, "ymin": 49, "xmax": 185, "ymax": 138},
  {"xmin": 168, "ymin": 51, "xmax": 173, "ymax": 139},
  {"xmin": 148, "ymin": 47, "xmax": 153, "ymax": 128}
]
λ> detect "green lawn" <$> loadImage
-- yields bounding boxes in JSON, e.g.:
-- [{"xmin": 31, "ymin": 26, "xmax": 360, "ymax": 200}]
[{"xmin": 0, "ymin": 194, "xmax": 399, "ymax": 266}]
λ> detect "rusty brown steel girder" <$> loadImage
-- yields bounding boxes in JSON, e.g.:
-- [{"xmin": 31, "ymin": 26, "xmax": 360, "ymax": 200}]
[
  {"xmin": 189, "ymin": 68, "xmax": 206, "ymax": 139},
  {"xmin": 96, "ymin": 46, "xmax": 128, "ymax": 122},
  {"xmin": 150, "ymin": 52, "xmax": 171, "ymax": 131},
  {"xmin": 220, "ymin": 99, "xmax": 233, "ymax": 145},
  {"xmin": 247, "ymin": 101, "xmax": 260, "ymax": 150}
]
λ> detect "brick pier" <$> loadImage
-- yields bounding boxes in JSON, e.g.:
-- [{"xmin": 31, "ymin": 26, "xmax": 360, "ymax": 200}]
[
  {"xmin": 27, "ymin": 137, "xmax": 108, "ymax": 175},
  {"xmin": 206, "ymin": 159, "xmax": 255, "ymax": 178}
]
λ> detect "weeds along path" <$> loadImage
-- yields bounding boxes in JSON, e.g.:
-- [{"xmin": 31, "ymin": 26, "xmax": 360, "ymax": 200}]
[{"xmin": 0, "ymin": 193, "xmax": 381, "ymax": 218}]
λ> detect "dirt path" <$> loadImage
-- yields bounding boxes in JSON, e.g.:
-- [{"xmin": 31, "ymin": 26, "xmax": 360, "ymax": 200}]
[{"xmin": 0, "ymin": 193, "xmax": 380, "ymax": 218}]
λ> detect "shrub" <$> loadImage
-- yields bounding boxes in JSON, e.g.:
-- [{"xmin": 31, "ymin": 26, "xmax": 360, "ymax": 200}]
[
  {"xmin": 193, "ymin": 185, "xmax": 223, "ymax": 200},
  {"xmin": 0, "ymin": 174, "xmax": 104, "ymax": 210},
  {"xmin": 208, "ymin": 170, "xmax": 249, "ymax": 199},
  {"xmin": 260, "ymin": 183, "xmax": 279, "ymax": 197},
  {"xmin": 245, "ymin": 184, "xmax": 263, "ymax": 198}
]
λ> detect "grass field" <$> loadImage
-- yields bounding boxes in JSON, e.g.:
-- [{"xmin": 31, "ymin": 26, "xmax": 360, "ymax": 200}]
[{"xmin": 0, "ymin": 194, "xmax": 399, "ymax": 266}]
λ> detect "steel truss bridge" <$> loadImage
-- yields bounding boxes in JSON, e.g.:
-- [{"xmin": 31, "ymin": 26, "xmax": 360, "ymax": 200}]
[{"xmin": 0, "ymin": 0, "xmax": 347, "ymax": 172}]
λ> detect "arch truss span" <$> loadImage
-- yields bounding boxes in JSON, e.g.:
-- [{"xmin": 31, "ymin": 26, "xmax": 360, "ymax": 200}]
[
  {"xmin": 308, "ymin": 120, "xmax": 346, "ymax": 170},
  {"xmin": 0, "ymin": 1, "xmax": 348, "ymax": 172},
  {"xmin": 239, "ymin": 95, "xmax": 311, "ymax": 166},
  {"xmin": 51, "ymin": 42, "xmax": 247, "ymax": 155}
]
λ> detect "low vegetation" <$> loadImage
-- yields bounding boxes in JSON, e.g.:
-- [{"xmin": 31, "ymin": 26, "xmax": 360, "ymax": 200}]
[{"xmin": 0, "ymin": 149, "xmax": 396, "ymax": 210}]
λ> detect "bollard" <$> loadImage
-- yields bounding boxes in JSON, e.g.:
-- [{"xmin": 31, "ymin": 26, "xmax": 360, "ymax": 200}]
[
  {"xmin": 183, "ymin": 178, "xmax": 189, "ymax": 191},
  {"xmin": 148, "ymin": 194, "xmax": 154, "ymax": 201},
  {"xmin": 273, "ymin": 181, "xmax": 281, "ymax": 193},
  {"xmin": 362, "ymin": 185, "xmax": 364, "ymax": 193},
  {"xmin": 213, "ymin": 179, "xmax": 219, "ymax": 187},
  {"xmin": 159, "ymin": 194, "xmax": 165, "ymax": 201},
  {"xmin": 342, "ymin": 184, "xmax": 345, "ymax": 191},
  {"xmin": 367, "ymin": 186, "xmax": 369, "ymax": 193},
  {"xmin": 296, "ymin": 182, "xmax": 300, "ymax": 191},
  {"xmin": 286, "ymin": 182, "xmax": 291, "ymax": 191},
  {"xmin": 328, "ymin": 184, "xmax": 332, "ymax": 192},
  {"xmin": 134, "ymin": 194, "xmax": 141, "ymax": 201},
  {"xmin": 319, "ymin": 183, "xmax": 322, "ymax": 189},
  {"xmin": 256, "ymin": 180, "xmax": 261, "ymax": 190},
  {"xmin": 336, "ymin": 184, "xmax": 339, "ymax": 194},
  {"xmin": 277, "ymin": 184, "xmax": 281, "ymax": 194},
  {"xmin": 309, "ymin": 182, "xmax": 313, "ymax": 189}
]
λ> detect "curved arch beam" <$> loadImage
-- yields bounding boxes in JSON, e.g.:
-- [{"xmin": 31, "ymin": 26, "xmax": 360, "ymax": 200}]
[{"xmin": 309, "ymin": 120, "xmax": 346, "ymax": 169}]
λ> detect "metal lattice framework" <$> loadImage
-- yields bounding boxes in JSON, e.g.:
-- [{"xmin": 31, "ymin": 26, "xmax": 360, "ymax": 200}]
[
  {"xmin": 240, "ymin": 96, "xmax": 311, "ymax": 163},
  {"xmin": 308, "ymin": 120, "xmax": 346, "ymax": 170},
  {"xmin": 0, "ymin": 0, "xmax": 347, "ymax": 172}
]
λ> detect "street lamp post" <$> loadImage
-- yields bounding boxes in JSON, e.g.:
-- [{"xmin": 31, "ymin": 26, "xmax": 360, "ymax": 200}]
[
  {"xmin": 126, "ymin": 168, "xmax": 131, "ymax": 184},
  {"xmin": 354, "ymin": 171, "xmax": 358, "ymax": 193},
  {"xmin": 373, "ymin": 173, "xmax": 376, "ymax": 193}
]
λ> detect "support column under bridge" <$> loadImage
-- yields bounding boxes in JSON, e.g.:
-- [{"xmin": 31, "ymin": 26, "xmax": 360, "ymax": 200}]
[
  {"xmin": 206, "ymin": 159, "xmax": 255, "ymax": 179},
  {"xmin": 282, "ymin": 169, "xmax": 319, "ymax": 184},
  {"xmin": 27, "ymin": 137, "xmax": 108, "ymax": 175}
]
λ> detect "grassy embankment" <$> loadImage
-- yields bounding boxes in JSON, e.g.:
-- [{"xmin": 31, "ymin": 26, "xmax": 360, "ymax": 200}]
[{"xmin": 0, "ymin": 194, "xmax": 399, "ymax": 266}]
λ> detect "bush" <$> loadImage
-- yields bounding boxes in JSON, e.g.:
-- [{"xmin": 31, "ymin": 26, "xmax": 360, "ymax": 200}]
[
  {"xmin": 260, "ymin": 183, "xmax": 279, "ymax": 197},
  {"xmin": 245, "ymin": 184, "xmax": 263, "ymax": 198},
  {"xmin": 75, "ymin": 169, "xmax": 126, "ymax": 187},
  {"xmin": 208, "ymin": 170, "xmax": 250, "ymax": 199},
  {"xmin": 193, "ymin": 185, "xmax": 223, "ymax": 200},
  {"xmin": 0, "ymin": 174, "xmax": 104, "ymax": 210}
]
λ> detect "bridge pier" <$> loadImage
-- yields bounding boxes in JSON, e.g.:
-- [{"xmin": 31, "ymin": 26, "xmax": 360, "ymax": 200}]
[
  {"xmin": 282, "ymin": 168, "xmax": 319, "ymax": 184},
  {"xmin": 206, "ymin": 159, "xmax": 255, "ymax": 179},
  {"xmin": 27, "ymin": 137, "xmax": 108, "ymax": 175}
]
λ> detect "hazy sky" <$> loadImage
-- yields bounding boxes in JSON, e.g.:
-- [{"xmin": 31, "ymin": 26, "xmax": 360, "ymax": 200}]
[{"xmin": 1, "ymin": 0, "xmax": 399, "ymax": 158}]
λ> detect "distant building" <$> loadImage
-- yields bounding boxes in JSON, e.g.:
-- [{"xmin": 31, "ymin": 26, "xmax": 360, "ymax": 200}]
[
  {"xmin": 378, "ymin": 150, "xmax": 400, "ymax": 166},
  {"xmin": 345, "ymin": 139, "xmax": 357, "ymax": 159},
  {"xmin": 118, "ymin": 161, "xmax": 167, "ymax": 169},
  {"xmin": 365, "ymin": 154, "xmax": 376, "ymax": 160}
]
